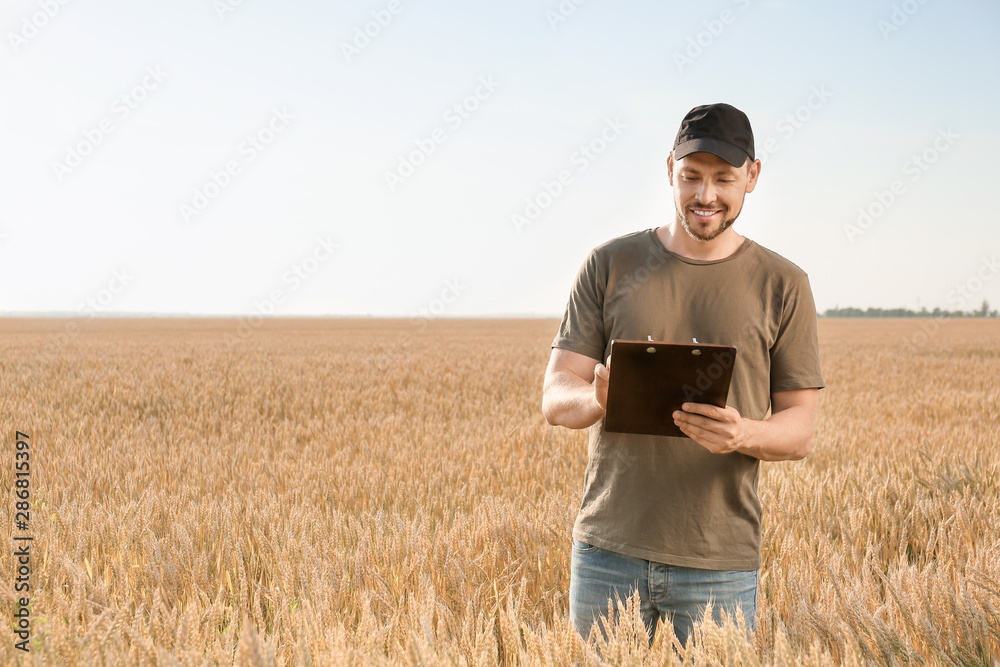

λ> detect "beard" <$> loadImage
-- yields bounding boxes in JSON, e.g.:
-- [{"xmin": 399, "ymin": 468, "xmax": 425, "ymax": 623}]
[{"xmin": 676, "ymin": 204, "xmax": 737, "ymax": 242}]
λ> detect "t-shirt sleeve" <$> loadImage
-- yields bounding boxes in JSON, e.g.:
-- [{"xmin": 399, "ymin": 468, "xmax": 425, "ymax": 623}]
[
  {"xmin": 770, "ymin": 273, "xmax": 825, "ymax": 393},
  {"xmin": 551, "ymin": 250, "xmax": 607, "ymax": 362}
]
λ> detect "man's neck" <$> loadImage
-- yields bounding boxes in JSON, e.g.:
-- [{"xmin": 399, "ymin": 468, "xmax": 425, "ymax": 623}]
[{"xmin": 656, "ymin": 222, "xmax": 745, "ymax": 261}]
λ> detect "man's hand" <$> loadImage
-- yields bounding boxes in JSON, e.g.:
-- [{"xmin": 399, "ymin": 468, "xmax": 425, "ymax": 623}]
[
  {"xmin": 674, "ymin": 388, "xmax": 819, "ymax": 461},
  {"xmin": 542, "ymin": 348, "xmax": 611, "ymax": 429},
  {"xmin": 593, "ymin": 355, "xmax": 611, "ymax": 410},
  {"xmin": 673, "ymin": 403, "xmax": 745, "ymax": 454}
]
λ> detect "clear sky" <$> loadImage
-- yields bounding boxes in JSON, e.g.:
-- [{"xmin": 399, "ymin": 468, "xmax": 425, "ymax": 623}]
[{"xmin": 2, "ymin": 0, "xmax": 998, "ymax": 317}]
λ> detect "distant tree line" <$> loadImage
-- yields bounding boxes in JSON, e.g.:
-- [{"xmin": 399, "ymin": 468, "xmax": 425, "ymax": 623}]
[{"xmin": 822, "ymin": 300, "xmax": 997, "ymax": 318}]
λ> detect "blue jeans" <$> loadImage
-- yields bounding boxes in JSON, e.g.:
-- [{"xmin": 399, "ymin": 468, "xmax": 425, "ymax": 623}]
[{"xmin": 569, "ymin": 539, "xmax": 758, "ymax": 646}]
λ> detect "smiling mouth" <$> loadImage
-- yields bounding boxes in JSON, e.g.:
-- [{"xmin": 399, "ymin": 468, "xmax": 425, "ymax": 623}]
[{"xmin": 689, "ymin": 208, "xmax": 722, "ymax": 220}]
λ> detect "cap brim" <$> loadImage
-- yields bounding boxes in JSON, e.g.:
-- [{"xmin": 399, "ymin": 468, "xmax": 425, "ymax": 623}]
[{"xmin": 673, "ymin": 138, "xmax": 749, "ymax": 168}]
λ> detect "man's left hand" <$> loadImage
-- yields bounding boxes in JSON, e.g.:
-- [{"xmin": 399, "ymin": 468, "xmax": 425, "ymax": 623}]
[{"xmin": 673, "ymin": 403, "xmax": 746, "ymax": 454}]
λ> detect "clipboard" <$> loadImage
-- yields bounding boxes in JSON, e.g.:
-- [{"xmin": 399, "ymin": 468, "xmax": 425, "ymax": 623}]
[{"xmin": 603, "ymin": 338, "xmax": 737, "ymax": 438}]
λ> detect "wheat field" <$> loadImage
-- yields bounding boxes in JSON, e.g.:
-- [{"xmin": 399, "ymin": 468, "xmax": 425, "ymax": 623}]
[{"xmin": 0, "ymin": 317, "xmax": 998, "ymax": 665}]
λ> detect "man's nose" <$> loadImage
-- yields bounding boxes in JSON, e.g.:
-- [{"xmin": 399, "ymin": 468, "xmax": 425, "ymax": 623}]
[{"xmin": 696, "ymin": 180, "xmax": 716, "ymax": 204}]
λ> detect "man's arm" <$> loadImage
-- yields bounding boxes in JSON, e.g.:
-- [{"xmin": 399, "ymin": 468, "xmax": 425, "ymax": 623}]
[
  {"xmin": 542, "ymin": 348, "xmax": 610, "ymax": 429},
  {"xmin": 672, "ymin": 388, "xmax": 819, "ymax": 461}
]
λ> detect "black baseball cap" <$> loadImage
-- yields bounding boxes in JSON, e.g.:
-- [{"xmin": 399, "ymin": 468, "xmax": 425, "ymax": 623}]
[{"xmin": 673, "ymin": 103, "xmax": 755, "ymax": 168}]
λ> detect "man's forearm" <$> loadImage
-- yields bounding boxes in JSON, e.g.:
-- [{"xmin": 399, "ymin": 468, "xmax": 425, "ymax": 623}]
[
  {"xmin": 542, "ymin": 371, "xmax": 604, "ymax": 429},
  {"xmin": 735, "ymin": 405, "xmax": 815, "ymax": 461}
]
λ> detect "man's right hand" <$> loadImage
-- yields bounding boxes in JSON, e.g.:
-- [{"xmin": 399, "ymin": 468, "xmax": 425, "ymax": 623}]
[
  {"xmin": 593, "ymin": 355, "xmax": 611, "ymax": 410},
  {"xmin": 542, "ymin": 348, "xmax": 611, "ymax": 429}
]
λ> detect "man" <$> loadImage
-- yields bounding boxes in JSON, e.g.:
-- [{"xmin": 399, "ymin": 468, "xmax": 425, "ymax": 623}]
[{"xmin": 541, "ymin": 103, "xmax": 825, "ymax": 646}]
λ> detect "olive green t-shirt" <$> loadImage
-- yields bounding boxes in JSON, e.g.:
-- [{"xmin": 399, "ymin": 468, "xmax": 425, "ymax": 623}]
[{"xmin": 552, "ymin": 228, "xmax": 825, "ymax": 570}]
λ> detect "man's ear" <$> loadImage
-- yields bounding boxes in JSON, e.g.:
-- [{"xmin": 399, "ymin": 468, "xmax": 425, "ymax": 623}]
[
  {"xmin": 744, "ymin": 158, "xmax": 761, "ymax": 193},
  {"xmin": 666, "ymin": 152, "xmax": 675, "ymax": 186}
]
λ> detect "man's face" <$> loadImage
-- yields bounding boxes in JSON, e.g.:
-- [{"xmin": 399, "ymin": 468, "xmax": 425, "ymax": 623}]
[{"xmin": 667, "ymin": 151, "xmax": 760, "ymax": 242}]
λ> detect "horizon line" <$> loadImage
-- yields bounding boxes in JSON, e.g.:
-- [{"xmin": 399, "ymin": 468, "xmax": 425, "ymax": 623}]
[{"xmin": 0, "ymin": 312, "xmax": 564, "ymax": 319}]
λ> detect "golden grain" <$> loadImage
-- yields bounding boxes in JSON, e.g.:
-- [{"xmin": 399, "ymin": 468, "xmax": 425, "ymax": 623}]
[{"xmin": 1, "ymin": 317, "xmax": 998, "ymax": 665}]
